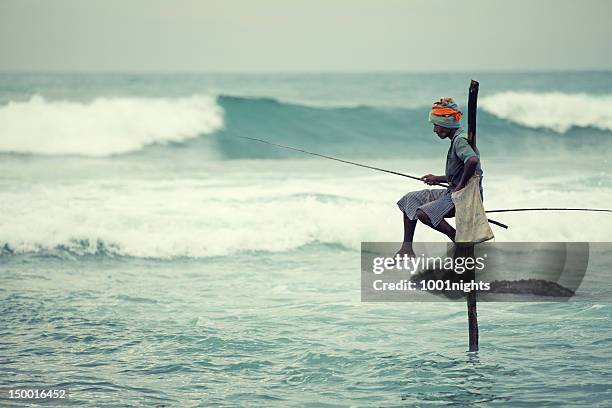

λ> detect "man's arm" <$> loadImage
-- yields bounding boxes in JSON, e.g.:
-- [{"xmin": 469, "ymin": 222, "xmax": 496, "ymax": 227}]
[
  {"xmin": 454, "ymin": 156, "xmax": 479, "ymax": 191},
  {"xmin": 421, "ymin": 174, "xmax": 448, "ymax": 185}
]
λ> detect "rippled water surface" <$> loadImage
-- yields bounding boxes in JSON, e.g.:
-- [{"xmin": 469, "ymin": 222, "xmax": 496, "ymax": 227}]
[{"xmin": 2, "ymin": 249, "xmax": 611, "ymax": 406}]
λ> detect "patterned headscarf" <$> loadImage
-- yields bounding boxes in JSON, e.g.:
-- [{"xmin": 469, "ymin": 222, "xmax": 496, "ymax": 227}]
[{"xmin": 429, "ymin": 97, "xmax": 462, "ymax": 129}]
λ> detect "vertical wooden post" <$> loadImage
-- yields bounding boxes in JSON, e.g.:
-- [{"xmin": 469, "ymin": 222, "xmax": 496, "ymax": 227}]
[
  {"xmin": 467, "ymin": 80, "xmax": 479, "ymax": 149},
  {"xmin": 466, "ymin": 80, "xmax": 479, "ymax": 352},
  {"xmin": 466, "ymin": 248, "xmax": 479, "ymax": 352}
]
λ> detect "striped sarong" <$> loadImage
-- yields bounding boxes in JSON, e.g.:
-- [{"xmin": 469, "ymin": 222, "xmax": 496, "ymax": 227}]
[{"xmin": 397, "ymin": 188, "xmax": 455, "ymax": 227}]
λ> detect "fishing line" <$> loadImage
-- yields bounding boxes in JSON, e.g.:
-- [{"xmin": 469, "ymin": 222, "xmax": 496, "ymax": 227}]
[{"xmin": 486, "ymin": 208, "xmax": 612, "ymax": 214}]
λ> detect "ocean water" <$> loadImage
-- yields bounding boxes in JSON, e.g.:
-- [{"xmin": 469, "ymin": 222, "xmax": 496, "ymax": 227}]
[{"xmin": 1, "ymin": 72, "xmax": 612, "ymax": 406}]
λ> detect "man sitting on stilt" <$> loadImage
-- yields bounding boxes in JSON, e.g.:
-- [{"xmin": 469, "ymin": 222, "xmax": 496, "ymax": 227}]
[{"xmin": 396, "ymin": 97, "xmax": 482, "ymax": 256}]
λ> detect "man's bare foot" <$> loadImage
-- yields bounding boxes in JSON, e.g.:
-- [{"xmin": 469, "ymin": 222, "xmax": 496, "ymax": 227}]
[{"xmin": 394, "ymin": 244, "xmax": 416, "ymax": 259}]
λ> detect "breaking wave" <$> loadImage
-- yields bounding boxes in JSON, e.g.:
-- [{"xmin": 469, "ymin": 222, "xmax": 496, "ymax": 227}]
[
  {"xmin": 2, "ymin": 173, "xmax": 612, "ymax": 259},
  {"xmin": 481, "ymin": 91, "xmax": 612, "ymax": 133},
  {"xmin": 0, "ymin": 95, "xmax": 224, "ymax": 156},
  {"xmin": 1, "ymin": 92, "xmax": 612, "ymax": 159}
]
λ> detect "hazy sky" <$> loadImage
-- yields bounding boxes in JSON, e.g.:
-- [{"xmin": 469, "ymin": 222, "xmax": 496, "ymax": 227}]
[{"xmin": 1, "ymin": 0, "xmax": 611, "ymax": 72}]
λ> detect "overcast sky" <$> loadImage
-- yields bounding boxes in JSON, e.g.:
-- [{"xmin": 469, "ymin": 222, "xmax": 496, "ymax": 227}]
[{"xmin": 1, "ymin": 0, "xmax": 611, "ymax": 72}]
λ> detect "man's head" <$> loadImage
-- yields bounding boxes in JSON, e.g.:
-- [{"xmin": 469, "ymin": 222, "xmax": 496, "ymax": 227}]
[{"xmin": 428, "ymin": 97, "xmax": 462, "ymax": 137}]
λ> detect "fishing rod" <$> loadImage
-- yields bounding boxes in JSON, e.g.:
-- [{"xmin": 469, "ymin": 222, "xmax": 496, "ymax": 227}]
[
  {"xmin": 233, "ymin": 135, "xmax": 612, "ymax": 227},
  {"xmin": 234, "ymin": 135, "xmax": 446, "ymax": 185}
]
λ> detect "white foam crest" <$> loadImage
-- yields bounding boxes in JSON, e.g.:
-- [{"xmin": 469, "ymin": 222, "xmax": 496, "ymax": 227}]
[
  {"xmin": 481, "ymin": 91, "xmax": 612, "ymax": 133},
  {"xmin": 0, "ymin": 188, "xmax": 363, "ymax": 258},
  {"xmin": 1, "ymin": 160, "xmax": 611, "ymax": 258},
  {"xmin": 0, "ymin": 95, "xmax": 224, "ymax": 156}
]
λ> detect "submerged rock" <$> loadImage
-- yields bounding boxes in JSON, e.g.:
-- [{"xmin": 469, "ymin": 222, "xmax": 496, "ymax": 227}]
[{"xmin": 489, "ymin": 278, "xmax": 575, "ymax": 297}]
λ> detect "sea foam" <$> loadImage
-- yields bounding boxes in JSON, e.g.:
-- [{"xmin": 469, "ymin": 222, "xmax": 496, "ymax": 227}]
[
  {"xmin": 0, "ymin": 95, "xmax": 224, "ymax": 156},
  {"xmin": 481, "ymin": 91, "xmax": 612, "ymax": 133},
  {"xmin": 2, "ymin": 169, "xmax": 611, "ymax": 259}
]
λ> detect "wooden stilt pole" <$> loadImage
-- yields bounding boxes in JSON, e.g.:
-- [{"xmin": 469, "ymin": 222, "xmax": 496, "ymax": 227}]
[
  {"xmin": 467, "ymin": 80, "xmax": 479, "ymax": 150},
  {"xmin": 466, "ymin": 80, "xmax": 479, "ymax": 352},
  {"xmin": 466, "ymin": 246, "xmax": 479, "ymax": 352}
]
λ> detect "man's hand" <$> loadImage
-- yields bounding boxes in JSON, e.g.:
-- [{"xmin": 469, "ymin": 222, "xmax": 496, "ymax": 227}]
[{"xmin": 421, "ymin": 174, "xmax": 441, "ymax": 185}]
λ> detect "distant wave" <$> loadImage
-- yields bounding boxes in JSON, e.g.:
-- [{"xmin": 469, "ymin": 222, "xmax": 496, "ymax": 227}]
[
  {"xmin": 0, "ymin": 95, "xmax": 224, "ymax": 156},
  {"xmin": 1, "ymin": 92, "xmax": 611, "ymax": 159},
  {"xmin": 211, "ymin": 95, "xmax": 427, "ymax": 159},
  {"xmin": 481, "ymin": 91, "xmax": 612, "ymax": 133}
]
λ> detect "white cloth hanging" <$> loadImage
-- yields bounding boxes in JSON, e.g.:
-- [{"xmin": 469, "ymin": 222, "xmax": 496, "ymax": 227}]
[{"xmin": 451, "ymin": 175, "xmax": 494, "ymax": 244}]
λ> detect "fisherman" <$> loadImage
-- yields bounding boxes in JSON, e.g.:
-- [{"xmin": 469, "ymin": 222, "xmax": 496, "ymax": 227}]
[{"xmin": 396, "ymin": 97, "xmax": 482, "ymax": 256}]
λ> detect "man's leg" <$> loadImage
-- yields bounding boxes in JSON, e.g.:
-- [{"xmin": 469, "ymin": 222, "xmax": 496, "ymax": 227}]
[
  {"xmin": 396, "ymin": 213, "xmax": 417, "ymax": 256},
  {"xmin": 395, "ymin": 188, "xmax": 447, "ymax": 256},
  {"xmin": 415, "ymin": 209, "xmax": 456, "ymax": 242}
]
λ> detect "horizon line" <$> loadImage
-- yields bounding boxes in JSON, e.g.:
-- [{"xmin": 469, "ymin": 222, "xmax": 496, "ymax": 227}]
[{"xmin": 1, "ymin": 68, "xmax": 612, "ymax": 75}]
